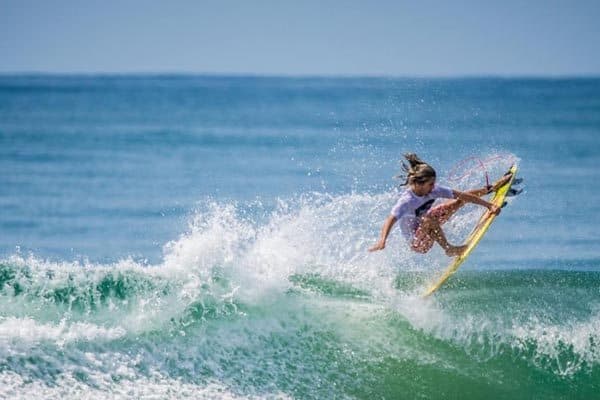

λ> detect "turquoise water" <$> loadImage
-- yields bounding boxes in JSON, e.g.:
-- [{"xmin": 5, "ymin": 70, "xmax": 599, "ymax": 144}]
[{"xmin": 1, "ymin": 76, "xmax": 599, "ymax": 398}]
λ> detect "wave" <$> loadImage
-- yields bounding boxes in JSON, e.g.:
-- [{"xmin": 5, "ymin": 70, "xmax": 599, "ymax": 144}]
[{"xmin": 1, "ymin": 154, "xmax": 599, "ymax": 397}]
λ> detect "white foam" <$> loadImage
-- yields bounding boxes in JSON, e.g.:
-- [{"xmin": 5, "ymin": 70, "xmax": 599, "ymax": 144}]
[
  {"xmin": 389, "ymin": 293, "xmax": 600, "ymax": 377},
  {"xmin": 0, "ymin": 317, "xmax": 126, "ymax": 352},
  {"xmin": 0, "ymin": 371, "xmax": 291, "ymax": 400},
  {"xmin": 512, "ymin": 312, "xmax": 600, "ymax": 376}
]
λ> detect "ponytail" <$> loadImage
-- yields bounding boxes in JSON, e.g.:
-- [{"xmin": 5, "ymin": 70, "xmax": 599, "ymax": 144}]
[{"xmin": 397, "ymin": 153, "xmax": 437, "ymax": 186}]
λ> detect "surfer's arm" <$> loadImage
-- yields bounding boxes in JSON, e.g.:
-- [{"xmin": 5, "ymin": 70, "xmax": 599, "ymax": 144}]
[
  {"xmin": 453, "ymin": 190, "xmax": 501, "ymax": 215},
  {"xmin": 369, "ymin": 215, "xmax": 397, "ymax": 252}
]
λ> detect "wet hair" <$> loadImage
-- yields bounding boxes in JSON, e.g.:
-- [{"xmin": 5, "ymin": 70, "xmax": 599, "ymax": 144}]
[{"xmin": 397, "ymin": 153, "xmax": 437, "ymax": 186}]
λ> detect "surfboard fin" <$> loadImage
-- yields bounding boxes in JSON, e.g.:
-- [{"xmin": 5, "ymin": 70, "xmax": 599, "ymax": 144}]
[
  {"xmin": 506, "ymin": 188, "xmax": 523, "ymax": 197},
  {"xmin": 512, "ymin": 177, "xmax": 524, "ymax": 185},
  {"xmin": 501, "ymin": 201, "xmax": 508, "ymax": 208}
]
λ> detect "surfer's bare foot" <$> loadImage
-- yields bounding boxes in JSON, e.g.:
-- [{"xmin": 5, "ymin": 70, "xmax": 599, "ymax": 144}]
[
  {"xmin": 487, "ymin": 173, "xmax": 513, "ymax": 193},
  {"xmin": 445, "ymin": 245, "xmax": 467, "ymax": 257}
]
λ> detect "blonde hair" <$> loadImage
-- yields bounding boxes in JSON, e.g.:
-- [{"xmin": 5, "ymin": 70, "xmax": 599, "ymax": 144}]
[{"xmin": 397, "ymin": 153, "xmax": 436, "ymax": 186}]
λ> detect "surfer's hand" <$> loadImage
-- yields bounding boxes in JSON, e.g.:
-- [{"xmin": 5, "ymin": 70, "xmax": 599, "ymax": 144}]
[
  {"xmin": 369, "ymin": 241, "xmax": 385, "ymax": 252},
  {"xmin": 488, "ymin": 204, "xmax": 501, "ymax": 216}
]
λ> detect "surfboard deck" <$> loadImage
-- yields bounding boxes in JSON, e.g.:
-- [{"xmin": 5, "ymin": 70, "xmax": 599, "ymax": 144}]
[{"xmin": 422, "ymin": 164, "xmax": 519, "ymax": 297}]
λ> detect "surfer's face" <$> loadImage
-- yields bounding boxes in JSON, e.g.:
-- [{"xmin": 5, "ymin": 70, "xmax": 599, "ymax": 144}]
[{"xmin": 413, "ymin": 178, "xmax": 435, "ymax": 196}]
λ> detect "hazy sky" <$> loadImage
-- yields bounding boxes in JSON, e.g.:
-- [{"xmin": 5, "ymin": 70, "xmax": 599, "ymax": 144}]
[{"xmin": 1, "ymin": 0, "xmax": 599, "ymax": 76}]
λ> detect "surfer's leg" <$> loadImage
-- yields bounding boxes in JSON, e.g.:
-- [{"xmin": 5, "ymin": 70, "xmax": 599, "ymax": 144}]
[
  {"xmin": 433, "ymin": 173, "xmax": 514, "ymax": 220},
  {"xmin": 412, "ymin": 216, "xmax": 467, "ymax": 256},
  {"xmin": 467, "ymin": 172, "xmax": 514, "ymax": 197},
  {"xmin": 432, "ymin": 198, "xmax": 464, "ymax": 220}
]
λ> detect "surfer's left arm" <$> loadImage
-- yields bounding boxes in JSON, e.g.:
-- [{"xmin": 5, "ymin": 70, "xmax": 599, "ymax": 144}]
[{"xmin": 452, "ymin": 190, "xmax": 501, "ymax": 216}]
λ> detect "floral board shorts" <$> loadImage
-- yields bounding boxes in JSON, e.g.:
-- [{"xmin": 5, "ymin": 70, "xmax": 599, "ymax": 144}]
[{"xmin": 410, "ymin": 201, "xmax": 456, "ymax": 253}]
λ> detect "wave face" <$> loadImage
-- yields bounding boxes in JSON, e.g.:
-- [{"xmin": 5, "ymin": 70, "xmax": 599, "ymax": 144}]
[{"xmin": 1, "ymin": 76, "xmax": 600, "ymax": 398}]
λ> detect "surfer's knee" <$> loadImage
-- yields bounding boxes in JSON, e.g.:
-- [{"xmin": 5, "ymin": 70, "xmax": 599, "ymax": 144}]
[
  {"xmin": 411, "ymin": 236, "xmax": 434, "ymax": 253},
  {"xmin": 420, "ymin": 215, "xmax": 440, "ymax": 232}
]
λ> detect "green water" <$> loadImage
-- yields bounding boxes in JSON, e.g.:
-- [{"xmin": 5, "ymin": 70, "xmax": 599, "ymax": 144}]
[{"xmin": 1, "ymin": 258, "xmax": 598, "ymax": 399}]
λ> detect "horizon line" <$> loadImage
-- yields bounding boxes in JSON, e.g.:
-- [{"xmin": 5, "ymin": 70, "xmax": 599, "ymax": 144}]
[{"xmin": 1, "ymin": 71, "xmax": 600, "ymax": 80}]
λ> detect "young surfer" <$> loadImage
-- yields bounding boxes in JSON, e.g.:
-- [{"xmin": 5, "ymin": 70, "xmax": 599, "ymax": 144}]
[{"xmin": 369, "ymin": 153, "xmax": 511, "ymax": 257}]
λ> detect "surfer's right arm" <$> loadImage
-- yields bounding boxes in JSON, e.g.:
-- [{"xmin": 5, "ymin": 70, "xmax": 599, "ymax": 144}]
[{"xmin": 369, "ymin": 215, "xmax": 397, "ymax": 252}]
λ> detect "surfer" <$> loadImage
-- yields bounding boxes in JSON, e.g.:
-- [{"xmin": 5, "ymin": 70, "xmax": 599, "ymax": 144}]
[{"xmin": 369, "ymin": 153, "xmax": 511, "ymax": 257}]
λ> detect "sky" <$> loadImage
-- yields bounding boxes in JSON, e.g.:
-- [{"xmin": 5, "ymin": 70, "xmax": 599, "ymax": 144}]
[{"xmin": 1, "ymin": 0, "xmax": 599, "ymax": 76}]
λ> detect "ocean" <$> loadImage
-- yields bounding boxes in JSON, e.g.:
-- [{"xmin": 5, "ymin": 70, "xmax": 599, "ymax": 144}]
[{"xmin": 0, "ymin": 75, "xmax": 599, "ymax": 399}]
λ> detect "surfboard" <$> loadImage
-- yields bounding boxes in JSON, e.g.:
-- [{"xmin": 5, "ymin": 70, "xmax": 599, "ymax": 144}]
[{"xmin": 422, "ymin": 164, "xmax": 519, "ymax": 297}]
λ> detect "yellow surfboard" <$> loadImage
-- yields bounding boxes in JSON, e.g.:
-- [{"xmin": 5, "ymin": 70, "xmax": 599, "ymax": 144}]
[{"xmin": 422, "ymin": 164, "xmax": 518, "ymax": 297}]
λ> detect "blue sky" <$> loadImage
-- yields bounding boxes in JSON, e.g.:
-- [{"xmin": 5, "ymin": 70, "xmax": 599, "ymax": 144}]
[{"xmin": 1, "ymin": 0, "xmax": 599, "ymax": 76}]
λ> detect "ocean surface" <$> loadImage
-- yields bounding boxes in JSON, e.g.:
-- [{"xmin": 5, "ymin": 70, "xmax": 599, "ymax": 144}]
[{"xmin": 0, "ymin": 75, "xmax": 599, "ymax": 399}]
